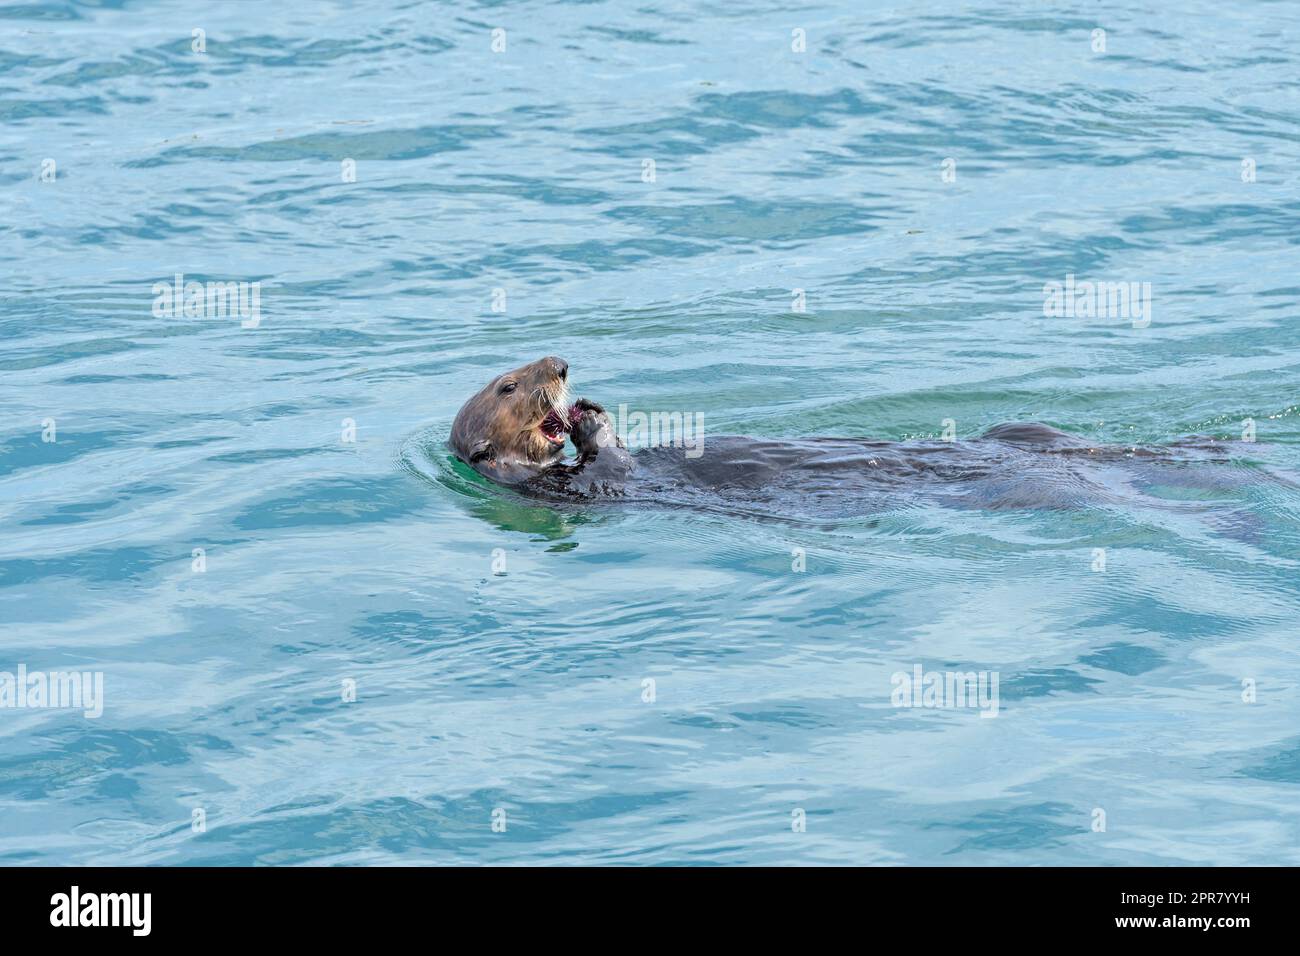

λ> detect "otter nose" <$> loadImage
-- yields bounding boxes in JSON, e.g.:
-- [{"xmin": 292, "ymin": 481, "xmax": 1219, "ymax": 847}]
[{"xmin": 546, "ymin": 356, "xmax": 568, "ymax": 380}]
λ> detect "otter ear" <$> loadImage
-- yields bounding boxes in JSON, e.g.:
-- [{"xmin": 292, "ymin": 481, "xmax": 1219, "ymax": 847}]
[{"xmin": 468, "ymin": 439, "xmax": 494, "ymax": 464}]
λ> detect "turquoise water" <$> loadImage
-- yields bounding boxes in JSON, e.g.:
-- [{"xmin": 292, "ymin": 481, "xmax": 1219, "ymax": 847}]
[{"xmin": 3, "ymin": 0, "xmax": 1300, "ymax": 866}]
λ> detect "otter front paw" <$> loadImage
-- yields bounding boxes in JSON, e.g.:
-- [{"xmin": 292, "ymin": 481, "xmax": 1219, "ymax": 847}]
[{"xmin": 569, "ymin": 398, "xmax": 623, "ymax": 455}]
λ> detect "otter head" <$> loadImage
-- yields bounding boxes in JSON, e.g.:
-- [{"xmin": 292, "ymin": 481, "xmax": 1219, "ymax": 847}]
[{"xmin": 450, "ymin": 355, "xmax": 575, "ymax": 483}]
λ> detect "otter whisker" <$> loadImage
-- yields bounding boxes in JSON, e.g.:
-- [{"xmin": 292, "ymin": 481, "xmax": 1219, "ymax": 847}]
[
  {"xmin": 528, "ymin": 384, "xmax": 549, "ymax": 420},
  {"xmin": 539, "ymin": 379, "xmax": 569, "ymax": 418}
]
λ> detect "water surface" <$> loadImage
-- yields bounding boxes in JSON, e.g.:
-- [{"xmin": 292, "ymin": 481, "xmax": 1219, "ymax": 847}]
[{"xmin": 2, "ymin": 0, "xmax": 1300, "ymax": 865}]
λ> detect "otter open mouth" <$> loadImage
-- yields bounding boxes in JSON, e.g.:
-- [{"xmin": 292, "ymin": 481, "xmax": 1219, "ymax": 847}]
[
  {"xmin": 539, "ymin": 407, "xmax": 570, "ymax": 445},
  {"xmin": 539, "ymin": 404, "xmax": 585, "ymax": 446}
]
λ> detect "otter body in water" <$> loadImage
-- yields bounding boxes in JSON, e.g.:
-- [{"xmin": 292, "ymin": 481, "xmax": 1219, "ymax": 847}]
[{"xmin": 449, "ymin": 356, "xmax": 1255, "ymax": 519}]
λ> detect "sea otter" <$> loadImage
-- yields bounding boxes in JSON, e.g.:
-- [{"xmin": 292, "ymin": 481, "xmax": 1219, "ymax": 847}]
[{"xmin": 449, "ymin": 355, "xmax": 1260, "ymax": 520}]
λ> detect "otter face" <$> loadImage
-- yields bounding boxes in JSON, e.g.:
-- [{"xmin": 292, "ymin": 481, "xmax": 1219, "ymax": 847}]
[{"xmin": 450, "ymin": 355, "xmax": 574, "ymax": 483}]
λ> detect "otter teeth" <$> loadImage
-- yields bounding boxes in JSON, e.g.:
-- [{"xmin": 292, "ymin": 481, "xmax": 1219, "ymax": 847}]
[{"xmin": 539, "ymin": 408, "xmax": 569, "ymax": 443}]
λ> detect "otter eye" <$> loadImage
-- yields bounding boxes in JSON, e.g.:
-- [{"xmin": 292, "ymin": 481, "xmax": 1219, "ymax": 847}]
[{"xmin": 500, "ymin": 381, "xmax": 517, "ymax": 394}]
